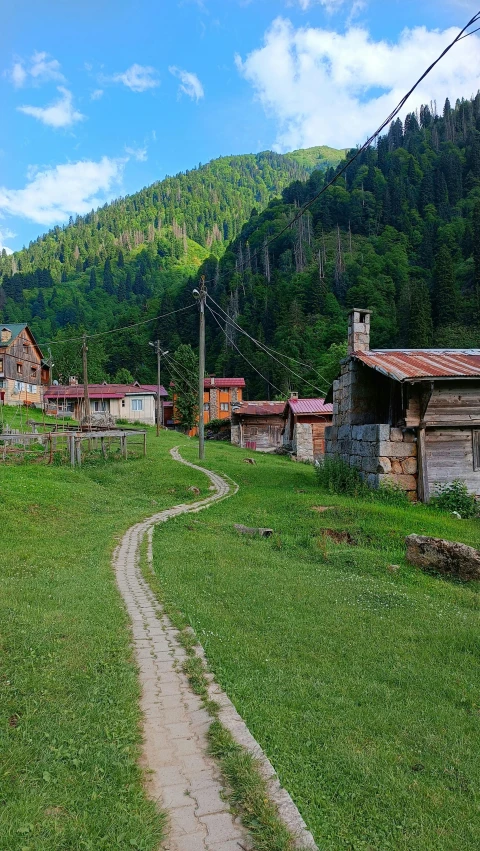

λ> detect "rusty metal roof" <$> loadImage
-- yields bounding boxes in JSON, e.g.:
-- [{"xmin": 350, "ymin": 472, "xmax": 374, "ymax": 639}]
[
  {"xmin": 44, "ymin": 383, "xmax": 166, "ymax": 399},
  {"xmin": 285, "ymin": 398, "xmax": 333, "ymax": 416},
  {"xmin": 204, "ymin": 377, "xmax": 246, "ymax": 388},
  {"xmin": 233, "ymin": 401, "xmax": 285, "ymax": 417},
  {"xmin": 355, "ymin": 349, "xmax": 480, "ymax": 381}
]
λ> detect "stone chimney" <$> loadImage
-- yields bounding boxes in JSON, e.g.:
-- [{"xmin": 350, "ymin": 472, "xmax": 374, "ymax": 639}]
[
  {"xmin": 290, "ymin": 391, "xmax": 299, "ymax": 400},
  {"xmin": 69, "ymin": 376, "xmax": 78, "ymax": 386},
  {"xmin": 209, "ymin": 375, "xmax": 215, "ymax": 386},
  {"xmin": 347, "ymin": 309, "xmax": 371, "ymax": 355},
  {"xmin": 1, "ymin": 327, "xmax": 12, "ymax": 343}
]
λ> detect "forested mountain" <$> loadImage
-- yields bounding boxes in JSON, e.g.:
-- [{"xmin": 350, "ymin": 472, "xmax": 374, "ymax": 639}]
[{"xmin": 1, "ymin": 98, "xmax": 480, "ymax": 397}]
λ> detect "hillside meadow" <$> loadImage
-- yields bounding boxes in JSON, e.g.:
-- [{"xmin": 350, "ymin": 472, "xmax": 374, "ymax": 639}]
[
  {"xmin": 151, "ymin": 441, "xmax": 480, "ymax": 851},
  {"xmin": 0, "ymin": 418, "xmax": 479, "ymax": 849}
]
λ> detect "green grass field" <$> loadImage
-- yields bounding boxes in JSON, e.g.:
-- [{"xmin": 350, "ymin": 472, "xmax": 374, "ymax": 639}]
[
  {"xmin": 151, "ymin": 442, "xmax": 480, "ymax": 851},
  {"xmin": 0, "ymin": 422, "xmax": 207, "ymax": 850}
]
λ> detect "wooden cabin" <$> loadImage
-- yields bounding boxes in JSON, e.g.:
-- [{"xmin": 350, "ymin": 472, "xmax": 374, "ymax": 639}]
[
  {"xmin": 282, "ymin": 395, "xmax": 333, "ymax": 462},
  {"xmin": 0, "ymin": 323, "xmax": 50, "ymax": 407},
  {"xmin": 325, "ymin": 309, "xmax": 480, "ymax": 501},
  {"xmin": 231, "ymin": 401, "xmax": 285, "ymax": 450}
]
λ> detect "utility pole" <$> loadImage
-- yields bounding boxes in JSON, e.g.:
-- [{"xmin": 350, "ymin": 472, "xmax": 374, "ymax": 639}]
[
  {"xmin": 82, "ymin": 334, "xmax": 91, "ymax": 429},
  {"xmin": 149, "ymin": 340, "xmax": 169, "ymax": 436},
  {"xmin": 193, "ymin": 276, "xmax": 207, "ymax": 460}
]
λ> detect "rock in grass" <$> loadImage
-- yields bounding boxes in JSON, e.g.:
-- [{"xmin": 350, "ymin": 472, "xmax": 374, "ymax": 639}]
[
  {"xmin": 405, "ymin": 534, "xmax": 480, "ymax": 581},
  {"xmin": 235, "ymin": 524, "xmax": 273, "ymax": 538}
]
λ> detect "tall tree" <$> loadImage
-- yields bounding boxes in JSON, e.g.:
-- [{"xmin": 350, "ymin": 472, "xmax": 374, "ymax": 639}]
[
  {"xmin": 433, "ymin": 245, "xmax": 459, "ymax": 327},
  {"xmin": 171, "ymin": 344, "xmax": 198, "ymax": 432}
]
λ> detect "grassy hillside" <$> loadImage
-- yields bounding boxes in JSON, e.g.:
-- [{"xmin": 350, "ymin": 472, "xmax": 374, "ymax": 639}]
[
  {"xmin": 285, "ymin": 145, "xmax": 347, "ymax": 172},
  {"xmin": 151, "ymin": 439, "xmax": 480, "ymax": 851},
  {"xmin": 0, "ymin": 420, "xmax": 209, "ymax": 850}
]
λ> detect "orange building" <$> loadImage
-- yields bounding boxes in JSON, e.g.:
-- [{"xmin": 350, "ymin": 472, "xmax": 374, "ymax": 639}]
[{"xmin": 165, "ymin": 376, "xmax": 245, "ymax": 430}]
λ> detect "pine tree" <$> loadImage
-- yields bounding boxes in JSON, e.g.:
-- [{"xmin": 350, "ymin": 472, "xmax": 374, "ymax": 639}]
[
  {"xmin": 89, "ymin": 268, "xmax": 97, "ymax": 291},
  {"xmin": 409, "ymin": 280, "xmax": 433, "ymax": 347},
  {"xmin": 172, "ymin": 344, "xmax": 198, "ymax": 432},
  {"xmin": 433, "ymin": 245, "xmax": 459, "ymax": 327},
  {"xmin": 103, "ymin": 258, "xmax": 115, "ymax": 295}
]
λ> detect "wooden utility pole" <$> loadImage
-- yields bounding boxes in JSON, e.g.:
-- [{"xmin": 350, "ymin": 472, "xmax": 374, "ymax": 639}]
[
  {"xmin": 149, "ymin": 340, "xmax": 169, "ymax": 436},
  {"xmin": 82, "ymin": 334, "xmax": 91, "ymax": 429},
  {"xmin": 194, "ymin": 276, "xmax": 207, "ymax": 460}
]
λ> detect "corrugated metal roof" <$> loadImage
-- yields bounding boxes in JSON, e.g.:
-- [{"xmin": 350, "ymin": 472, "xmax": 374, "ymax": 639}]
[
  {"xmin": 204, "ymin": 377, "xmax": 246, "ymax": 388},
  {"xmin": 0, "ymin": 323, "xmax": 27, "ymax": 347},
  {"xmin": 286, "ymin": 398, "xmax": 333, "ymax": 415},
  {"xmin": 44, "ymin": 383, "xmax": 166, "ymax": 399},
  {"xmin": 233, "ymin": 401, "xmax": 285, "ymax": 416},
  {"xmin": 355, "ymin": 350, "xmax": 480, "ymax": 381}
]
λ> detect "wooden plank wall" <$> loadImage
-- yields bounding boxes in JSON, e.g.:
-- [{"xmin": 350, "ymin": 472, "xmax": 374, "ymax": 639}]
[
  {"xmin": 425, "ymin": 384, "xmax": 480, "ymax": 425},
  {"xmin": 426, "ymin": 428, "xmax": 480, "ymax": 495}
]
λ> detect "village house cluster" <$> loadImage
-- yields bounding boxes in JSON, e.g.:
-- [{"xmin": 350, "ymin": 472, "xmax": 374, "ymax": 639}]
[{"xmin": 2, "ymin": 312, "xmax": 480, "ymax": 500}]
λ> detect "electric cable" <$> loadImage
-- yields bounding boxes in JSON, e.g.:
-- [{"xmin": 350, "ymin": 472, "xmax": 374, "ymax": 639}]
[
  {"xmin": 207, "ymin": 293, "xmax": 331, "ymax": 392},
  {"xmin": 40, "ymin": 303, "xmax": 194, "ymax": 346},
  {"xmin": 206, "ymin": 302, "xmax": 285, "ymax": 396}
]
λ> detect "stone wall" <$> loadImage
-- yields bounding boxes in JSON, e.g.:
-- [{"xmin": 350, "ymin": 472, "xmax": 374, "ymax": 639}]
[
  {"xmin": 230, "ymin": 423, "xmax": 240, "ymax": 446},
  {"xmin": 295, "ymin": 422, "xmax": 314, "ymax": 462},
  {"xmin": 325, "ymin": 423, "xmax": 418, "ymax": 497},
  {"xmin": 209, "ymin": 388, "xmax": 218, "ymax": 420}
]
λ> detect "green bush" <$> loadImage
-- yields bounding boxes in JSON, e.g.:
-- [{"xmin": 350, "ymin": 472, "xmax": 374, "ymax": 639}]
[
  {"xmin": 431, "ymin": 479, "xmax": 479, "ymax": 519},
  {"xmin": 315, "ymin": 457, "xmax": 367, "ymax": 496},
  {"xmin": 316, "ymin": 458, "xmax": 410, "ymax": 506}
]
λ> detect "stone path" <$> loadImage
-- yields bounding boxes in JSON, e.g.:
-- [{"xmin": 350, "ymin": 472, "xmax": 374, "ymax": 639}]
[{"xmin": 114, "ymin": 446, "xmax": 317, "ymax": 851}]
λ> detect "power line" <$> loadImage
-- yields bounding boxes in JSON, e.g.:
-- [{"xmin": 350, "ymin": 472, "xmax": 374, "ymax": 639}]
[
  {"xmin": 163, "ymin": 351, "xmax": 198, "ymax": 394},
  {"xmin": 206, "ymin": 302, "xmax": 284, "ymax": 396},
  {"xmin": 206, "ymin": 301, "xmax": 330, "ymax": 396},
  {"xmin": 200, "ymin": 10, "xmax": 480, "ymax": 288},
  {"xmin": 40, "ymin": 304, "xmax": 194, "ymax": 346},
  {"xmin": 207, "ymin": 293, "xmax": 331, "ymax": 392}
]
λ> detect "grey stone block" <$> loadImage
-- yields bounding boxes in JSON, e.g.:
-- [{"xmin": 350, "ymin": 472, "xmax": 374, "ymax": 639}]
[
  {"xmin": 378, "ymin": 441, "xmax": 417, "ymax": 457},
  {"xmin": 389, "ymin": 427, "xmax": 404, "ymax": 442}
]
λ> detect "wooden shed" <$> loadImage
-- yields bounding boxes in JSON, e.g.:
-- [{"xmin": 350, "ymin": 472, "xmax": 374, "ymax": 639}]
[
  {"xmin": 326, "ymin": 308, "xmax": 480, "ymax": 501},
  {"xmin": 231, "ymin": 401, "xmax": 285, "ymax": 450},
  {"xmin": 282, "ymin": 396, "xmax": 333, "ymax": 462}
]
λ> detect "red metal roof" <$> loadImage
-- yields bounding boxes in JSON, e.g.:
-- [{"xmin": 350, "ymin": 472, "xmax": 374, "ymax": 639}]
[
  {"xmin": 203, "ymin": 377, "xmax": 246, "ymax": 388},
  {"xmin": 285, "ymin": 398, "xmax": 333, "ymax": 416},
  {"xmin": 233, "ymin": 401, "xmax": 285, "ymax": 417},
  {"xmin": 44, "ymin": 383, "xmax": 167, "ymax": 399},
  {"xmin": 355, "ymin": 350, "xmax": 480, "ymax": 381}
]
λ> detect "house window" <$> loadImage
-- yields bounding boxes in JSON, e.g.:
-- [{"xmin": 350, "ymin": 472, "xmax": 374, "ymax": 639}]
[
  {"xmin": 122, "ymin": 400, "xmax": 125, "ymax": 407},
  {"xmin": 0, "ymin": 357, "xmax": 3, "ymax": 373},
  {"xmin": 93, "ymin": 400, "xmax": 107, "ymax": 412},
  {"xmin": 204, "ymin": 403, "xmax": 210, "ymax": 411},
  {"xmin": 28, "ymin": 384, "xmax": 36, "ymax": 394},
  {"xmin": 17, "ymin": 363, "xmax": 23, "ymax": 375},
  {"xmin": 23, "ymin": 343, "xmax": 29, "ymax": 354},
  {"xmin": 473, "ymin": 430, "xmax": 480, "ymax": 471},
  {"xmin": 14, "ymin": 380, "xmax": 24, "ymax": 392},
  {"xmin": 131, "ymin": 399, "xmax": 143, "ymax": 411},
  {"xmin": 31, "ymin": 366, "xmax": 37, "ymax": 379},
  {"xmin": 220, "ymin": 402, "xmax": 229, "ymax": 412},
  {"xmin": 0, "ymin": 379, "xmax": 5, "ymax": 388}
]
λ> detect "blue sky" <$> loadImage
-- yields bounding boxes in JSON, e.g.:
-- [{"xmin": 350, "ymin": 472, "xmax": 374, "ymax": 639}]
[{"xmin": 1, "ymin": 0, "xmax": 479, "ymax": 252}]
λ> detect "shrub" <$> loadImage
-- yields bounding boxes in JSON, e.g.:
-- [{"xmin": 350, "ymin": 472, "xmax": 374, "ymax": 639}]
[
  {"xmin": 315, "ymin": 457, "xmax": 367, "ymax": 496},
  {"xmin": 430, "ymin": 479, "xmax": 479, "ymax": 519}
]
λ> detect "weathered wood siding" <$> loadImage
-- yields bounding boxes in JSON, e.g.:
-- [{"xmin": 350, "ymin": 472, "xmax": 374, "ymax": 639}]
[
  {"xmin": 425, "ymin": 383, "xmax": 480, "ymax": 425},
  {"xmin": 426, "ymin": 428, "xmax": 480, "ymax": 495},
  {"xmin": 241, "ymin": 416, "xmax": 283, "ymax": 449},
  {"xmin": 312, "ymin": 422, "xmax": 328, "ymax": 457}
]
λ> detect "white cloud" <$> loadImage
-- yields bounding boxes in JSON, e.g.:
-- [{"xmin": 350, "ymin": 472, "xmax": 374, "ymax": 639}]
[
  {"xmin": 0, "ymin": 228, "xmax": 15, "ymax": 254},
  {"xmin": 17, "ymin": 87, "xmax": 84, "ymax": 129},
  {"xmin": 91, "ymin": 88, "xmax": 104, "ymax": 100},
  {"xmin": 294, "ymin": 0, "xmax": 345, "ymax": 10},
  {"xmin": 169, "ymin": 66, "xmax": 204, "ymax": 101},
  {"xmin": 0, "ymin": 157, "xmax": 125, "ymax": 226},
  {"xmin": 111, "ymin": 63, "xmax": 159, "ymax": 92},
  {"xmin": 125, "ymin": 145, "xmax": 148, "ymax": 161},
  {"xmin": 6, "ymin": 51, "xmax": 65, "ymax": 87},
  {"xmin": 236, "ymin": 18, "xmax": 480, "ymax": 150},
  {"xmin": 10, "ymin": 62, "xmax": 27, "ymax": 88}
]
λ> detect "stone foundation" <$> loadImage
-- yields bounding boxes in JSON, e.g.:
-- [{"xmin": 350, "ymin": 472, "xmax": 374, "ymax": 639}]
[
  {"xmin": 325, "ymin": 423, "xmax": 418, "ymax": 498},
  {"xmin": 295, "ymin": 422, "xmax": 314, "ymax": 462}
]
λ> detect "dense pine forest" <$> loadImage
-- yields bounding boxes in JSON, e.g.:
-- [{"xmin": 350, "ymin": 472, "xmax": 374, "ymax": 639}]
[{"xmin": 1, "ymin": 96, "xmax": 480, "ymax": 397}]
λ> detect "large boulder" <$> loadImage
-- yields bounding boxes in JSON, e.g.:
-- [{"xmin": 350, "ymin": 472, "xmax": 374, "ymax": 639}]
[{"xmin": 406, "ymin": 534, "xmax": 480, "ymax": 581}]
